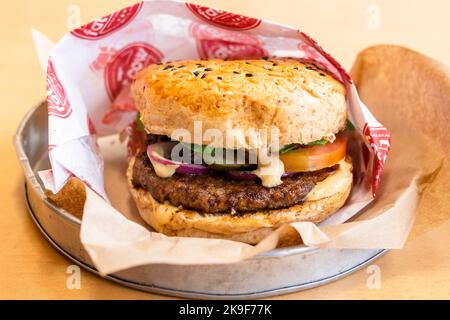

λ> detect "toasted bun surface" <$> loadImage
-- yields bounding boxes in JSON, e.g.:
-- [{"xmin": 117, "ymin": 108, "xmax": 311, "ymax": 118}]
[
  {"xmin": 127, "ymin": 157, "xmax": 352, "ymax": 245},
  {"xmin": 132, "ymin": 58, "xmax": 347, "ymax": 149}
]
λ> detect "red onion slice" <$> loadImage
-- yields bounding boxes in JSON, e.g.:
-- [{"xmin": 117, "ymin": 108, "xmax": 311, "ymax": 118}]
[
  {"xmin": 175, "ymin": 164, "xmax": 209, "ymax": 174},
  {"xmin": 225, "ymin": 171, "xmax": 258, "ymax": 181},
  {"xmin": 226, "ymin": 171, "xmax": 298, "ymax": 181},
  {"xmin": 147, "ymin": 142, "xmax": 209, "ymax": 175}
]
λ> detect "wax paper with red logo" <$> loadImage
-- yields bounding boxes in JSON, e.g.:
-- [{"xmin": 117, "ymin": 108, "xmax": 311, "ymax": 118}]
[{"xmin": 32, "ymin": 0, "xmax": 424, "ymax": 274}]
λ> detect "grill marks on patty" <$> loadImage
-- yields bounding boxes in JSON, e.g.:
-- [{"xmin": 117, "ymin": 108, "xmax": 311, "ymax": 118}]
[{"xmin": 132, "ymin": 152, "xmax": 336, "ymax": 214}]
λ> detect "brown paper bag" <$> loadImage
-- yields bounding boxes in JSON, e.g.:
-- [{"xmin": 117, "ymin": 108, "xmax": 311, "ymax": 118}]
[{"xmin": 351, "ymin": 44, "xmax": 449, "ymax": 242}]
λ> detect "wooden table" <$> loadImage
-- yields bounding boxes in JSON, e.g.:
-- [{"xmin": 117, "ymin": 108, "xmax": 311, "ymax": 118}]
[{"xmin": 1, "ymin": 0, "xmax": 449, "ymax": 299}]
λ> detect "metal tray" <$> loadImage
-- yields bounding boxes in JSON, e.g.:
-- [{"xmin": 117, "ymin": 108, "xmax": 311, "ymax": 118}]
[{"xmin": 14, "ymin": 102, "xmax": 386, "ymax": 299}]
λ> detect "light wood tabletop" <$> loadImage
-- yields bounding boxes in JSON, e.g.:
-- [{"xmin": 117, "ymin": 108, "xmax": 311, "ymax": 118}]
[{"xmin": 1, "ymin": 0, "xmax": 449, "ymax": 299}]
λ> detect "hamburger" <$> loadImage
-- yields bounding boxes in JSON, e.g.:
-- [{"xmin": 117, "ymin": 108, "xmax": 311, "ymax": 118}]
[{"xmin": 127, "ymin": 58, "xmax": 353, "ymax": 245}]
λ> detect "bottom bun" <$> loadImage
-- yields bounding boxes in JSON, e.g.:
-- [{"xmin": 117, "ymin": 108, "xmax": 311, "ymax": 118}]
[{"xmin": 128, "ymin": 157, "xmax": 353, "ymax": 245}]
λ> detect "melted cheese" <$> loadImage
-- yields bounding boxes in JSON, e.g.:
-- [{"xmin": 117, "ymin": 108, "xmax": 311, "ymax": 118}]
[{"xmin": 305, "ymin": 159, "xmax": 352, "ymax": 201}]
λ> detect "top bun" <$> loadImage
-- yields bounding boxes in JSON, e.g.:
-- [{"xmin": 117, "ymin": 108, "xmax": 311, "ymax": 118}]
[{"xmin": 132, "ymin": 58, "xmax": 347, "ymax": 149}]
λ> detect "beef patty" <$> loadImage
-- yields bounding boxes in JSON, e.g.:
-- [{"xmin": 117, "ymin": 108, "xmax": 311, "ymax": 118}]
[{"xmin": 132, "ymin": 152, "xmax": 335, "ymax": 214}]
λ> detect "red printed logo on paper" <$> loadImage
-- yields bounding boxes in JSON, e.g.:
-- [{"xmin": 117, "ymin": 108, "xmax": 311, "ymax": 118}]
[
  {"xmin": 198, "ymin": 39, "xmax": 267, "ymax": 59},
  {"xmin": 191, "ymin": 23, "xmax": 267, "ymax": 59},
  {"xmin": 104, "ymin": 42, "xmax": 163, "ymax": 101},
  {"xmin": 90, "ymin": 46, "xmax": 118, "ymax": 72},
  {"xmin": 46, "ymin": 59, "xmax": 72, "ymax": 119},
  {"xmin": 186, "ymin": 3, "xmax": 261, "ymax": 30},
  {"xmin": 71, "ymin": 2, "xmax": 143, "ymax": 40},
  {"xmin": 363, "ymin": 124, "xmax": 392, "ymax": 196}
]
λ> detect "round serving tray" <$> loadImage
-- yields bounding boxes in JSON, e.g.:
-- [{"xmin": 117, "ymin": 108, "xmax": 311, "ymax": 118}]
[{"xmin": 15, "ymin": 102, "xmax": 387, "ymax": 299}]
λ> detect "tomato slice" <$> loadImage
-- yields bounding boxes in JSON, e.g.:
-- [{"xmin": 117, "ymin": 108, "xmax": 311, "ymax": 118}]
[{"xmin": 280, "ymin": 133, "xmax": 348, "ymax": 172}]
